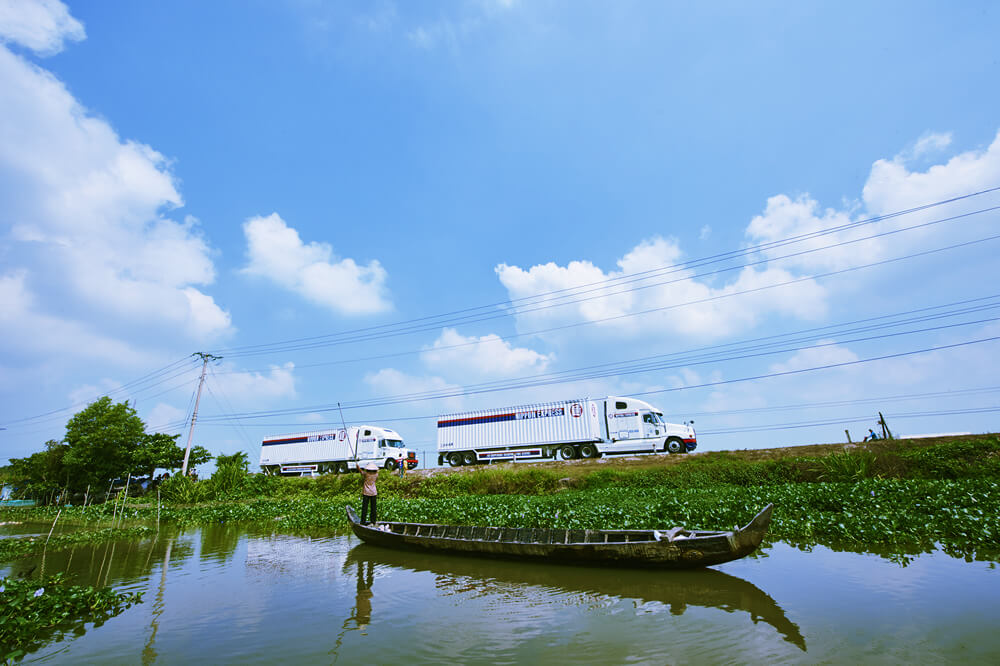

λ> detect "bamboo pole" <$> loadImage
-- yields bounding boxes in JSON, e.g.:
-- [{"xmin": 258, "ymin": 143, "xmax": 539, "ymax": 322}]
[
  {"xmin": 117, "ymin": 474, "xmax": 132, "ymax": 529},
  {"xmin": 45, "ymin": 508, "xmax": 62, "ymax": 545}
]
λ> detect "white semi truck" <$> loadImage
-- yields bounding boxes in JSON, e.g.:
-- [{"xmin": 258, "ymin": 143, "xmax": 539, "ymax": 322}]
[
  {"xmin": 436, "ymin": 395, "xmax": 696, "ymax": 467},
  {"xmin": 259, "ymin": 425, "xmax": 417, "ymax": 476}
]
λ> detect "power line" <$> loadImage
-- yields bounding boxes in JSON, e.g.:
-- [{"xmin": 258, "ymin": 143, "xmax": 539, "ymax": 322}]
[
  {"xmin": 189, "ymin": 384, "xmax": 1000, "ymax": 431},
  {"xmin": 195, "ymin": 333, "xmax": 1000, "ymax": 423},
  {"xmin": 208, "ymin": 189, "xmax": 1000, "ymax": 359}
]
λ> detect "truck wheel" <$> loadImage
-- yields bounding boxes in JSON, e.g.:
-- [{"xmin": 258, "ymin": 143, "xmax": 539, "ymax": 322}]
[
  {"xmin": 384, "ymin": 458, "xmax": 396, "ymax": 471},
  {"xmin": 449, "ymin": 452, "xmax": 464, "ymax": 467},
  {"xmin": 462, "ymin": 451, "xmax": 477, "ymax": 466},
  {"xmin": 559, "ymin": 444, "xmax": 576, "ymax": 460},
  {"xmin": 666, "ymin": 438, "xmax": 684, "ymax": 454},
  {"xmin": 337, "ymin": 462, "xmax": 349, "ymax": 474},
  {"xmin": 579, "ymin": 444, "xmax": 597, "ymax": 458}
]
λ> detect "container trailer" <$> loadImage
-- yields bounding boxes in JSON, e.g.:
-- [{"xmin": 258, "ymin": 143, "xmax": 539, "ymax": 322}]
[
  {"xmin": 259, "ymin": 425, "xmax": 417, "ymax": 475},
  {"xmin": 436, "ymin": 396, "xmax": 696, "ymax": 466}
]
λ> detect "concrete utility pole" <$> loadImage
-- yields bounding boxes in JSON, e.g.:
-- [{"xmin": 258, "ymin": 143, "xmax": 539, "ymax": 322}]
[{"xmin": 182, "ymin": 352, "xmax": 222, "ymax": 476}]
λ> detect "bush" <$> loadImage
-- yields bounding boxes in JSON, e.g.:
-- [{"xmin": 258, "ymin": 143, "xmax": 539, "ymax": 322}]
[{"xmin": 158, "ymin": 475, "xmax": 211, "ymax": 503}]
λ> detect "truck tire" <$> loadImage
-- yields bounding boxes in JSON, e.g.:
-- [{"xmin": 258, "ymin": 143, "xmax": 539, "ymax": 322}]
[
  {"xmin": 579, "ymin": 444, "xmax": 597, "ymax": 458},
  {"xmin": 665, "ymin": 438, "xmax": 684, "ymax": 454},
  {"xmin": 462, "ymin": 451, "xmax": 477, "ymax": 466},
  {"xmin": 336, "ymin": 462, "xmax": 349, "ymax": 474},
  {"xmin": 559, "ymin": 444, "xmax": 577, "ymax": 460},
  {"xmin": 449, "ymin": 452, "xmax": 464, "ymax": 467}
]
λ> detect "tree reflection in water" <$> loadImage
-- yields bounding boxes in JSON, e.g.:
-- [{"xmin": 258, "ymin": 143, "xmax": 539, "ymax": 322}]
[{"xmin": 344, "ymin": 544, "xmax": 805, "ymax": 651}]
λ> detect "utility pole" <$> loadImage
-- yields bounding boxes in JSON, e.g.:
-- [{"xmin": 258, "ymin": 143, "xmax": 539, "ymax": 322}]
[{"xmin": 182, "ymin": 352, "xmax": 222, "ymax": 476}]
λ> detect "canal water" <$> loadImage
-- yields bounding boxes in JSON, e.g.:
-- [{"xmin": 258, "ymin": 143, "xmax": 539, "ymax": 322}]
[{"xmin": 2, "ymin": 523, "xmax": 998, "ymax": 664}]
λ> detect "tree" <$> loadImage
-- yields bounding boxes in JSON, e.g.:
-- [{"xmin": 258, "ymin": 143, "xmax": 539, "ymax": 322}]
[
  {"xmin": 62, "ymin": 397, "xmax": 146, "ymax": 493},
  {"xmin": 131, "ymin": 433, "xmax": 212, "ymax": 479},
  {"xmin": 6, "ymin": 440, "xmax": 68, "ymax": 502},
  {"xmin": 9, "ymin": 397, "xmax": 215, "ymax": 500}
]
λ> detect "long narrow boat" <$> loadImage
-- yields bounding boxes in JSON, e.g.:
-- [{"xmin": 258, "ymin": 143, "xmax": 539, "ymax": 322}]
[{"xmin": 345, "ymin": 503, "xmax": 773, "ymax": 569}]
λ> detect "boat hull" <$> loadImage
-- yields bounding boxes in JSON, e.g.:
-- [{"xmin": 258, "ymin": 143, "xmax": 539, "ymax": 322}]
[{"xmin": 346, "ymin": 503, "xmax": 772, "ymax": 569}]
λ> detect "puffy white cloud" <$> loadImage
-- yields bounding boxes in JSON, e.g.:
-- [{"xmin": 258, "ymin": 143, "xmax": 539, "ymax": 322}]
[
  {"xmin": 0, "ymin": 0, "xmax": 84, "ymax": 55},
  {"xmin": 747, "ymin": 131, "xmax": 1000, "ymax": 278},
  {"xmin": 421, "ymin": 328, "xmax": 552, "ymax": 379},
  {"xmin": 863, "ymin": 130, "xmax": 1000, "ymax": 217},
  {"xmin": 210, "ymin": 363, "xmax": 298, "ymax": 402},
  {"xmin": 364, "ymin": 368, "xmax": 464, "ymax": 411},
  {"xmin": 242, "ymin": 213, "xmax": 391, "ymax": 316},
  {"xmin": 0, "ymin": 31, "xmax": 232, "ymax": 361},
  {"xmin": 496, "ymin": 236, "xmax": 826, "ymax": 341},
  {"xmin": 0, "ymin": 270, "xmax": 154, "ymax": 366}
]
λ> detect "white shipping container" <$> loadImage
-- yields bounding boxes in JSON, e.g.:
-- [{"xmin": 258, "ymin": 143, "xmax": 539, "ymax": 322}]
[
  {"xmin": 438, "ymin": 398, "xmax": 602, "ymax": 451},
  {"xmin": 260, "ymin": 430, "xmax": 354, "ymax": 467}
]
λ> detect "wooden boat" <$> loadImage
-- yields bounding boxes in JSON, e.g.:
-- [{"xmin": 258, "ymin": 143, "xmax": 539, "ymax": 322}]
[{"xmin": 345, "ymin": 503, "xmax": 773, "ymax": 569}]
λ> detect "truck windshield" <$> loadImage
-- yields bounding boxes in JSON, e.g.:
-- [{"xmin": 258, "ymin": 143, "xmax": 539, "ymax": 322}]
[
  {"xmin": 381, "ymin": 439, "xmax": 404, "ymax": 448},
  {"xmin": 653, "ymin": 412, "xmax": 666, "ymax": 424}
]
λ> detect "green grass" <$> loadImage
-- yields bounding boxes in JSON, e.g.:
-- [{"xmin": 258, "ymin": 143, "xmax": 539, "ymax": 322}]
[{"xmin": 4, "ymin": 435, "xmax": 999, "ymax": 562}]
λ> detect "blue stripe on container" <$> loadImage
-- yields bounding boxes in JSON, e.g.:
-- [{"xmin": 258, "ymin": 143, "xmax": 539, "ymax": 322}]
[
  {"xmin": 261, "ymin": 437, "xmax": 309, "ymax": 446},
  {"xmin": 438, "ymin": 412, "xmax": 516, "ymax": 428}
]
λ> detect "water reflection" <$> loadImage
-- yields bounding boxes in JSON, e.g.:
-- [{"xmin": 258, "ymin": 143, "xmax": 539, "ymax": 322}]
[
  {"xmin": 3, "ymin": 529, "xmax": 193, "ymax": 588},
  {"xmin": 345, "ymin": 544, "xmax": 805, "ymax": 650}
]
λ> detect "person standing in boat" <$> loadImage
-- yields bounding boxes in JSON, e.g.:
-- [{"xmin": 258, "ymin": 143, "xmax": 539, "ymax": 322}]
[{"xmin": 360, "ymin": 462, "xmax": 379, "ymax": 525}]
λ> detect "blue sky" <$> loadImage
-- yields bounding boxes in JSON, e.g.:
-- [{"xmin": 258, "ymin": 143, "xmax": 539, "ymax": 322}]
[{"xmin": 2, "ymin": 0, "xmax": 999, "ymax": 470}]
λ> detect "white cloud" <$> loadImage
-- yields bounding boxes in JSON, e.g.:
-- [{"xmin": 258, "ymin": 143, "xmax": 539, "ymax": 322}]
[
  {"xmin": 210, "ymin": 363, "xmax": 298, "ymax": 402},
  {"xmin": 910, "ymin": 132, "xmax": 952, "ymax": 159},
  {"xmin": 242, "ymin": 213, "xmax": 391, "ymax": 316},
  {"xmin": 0, "ymin": 0, "xmax": 84, "ymax": 55},
  {"xmin": 421, "ymin": 328, "xmax": 552, "ymax": 379},
  {"xmin": 745, "ymin": 194, "xmax": 869, "ymax": 272},
  {"xmin": 0, "ymin": 271, "xmax": 154, "ymax": 366},
  {"xmin": 0, "ymin": 31, "xmax": 232, "ymax": 362},
  {"xmin": 863, "ymin": 130, "xmax": 1000, "ymax": 217},
  {"xmin": 364, "ymin": 368, "xmax": 464, "ymax": 411},
  {"xmin": 745, "ymin": 130, "xmax": 1000, "ymax": 278},
  {"xmin": 768, "ymin": 341, "xmax": 860, "ymax": 374},
  {"xmin": 496, "ymin": 236, "xmax": 826, "ymax": 341},
  {"xmin": 145, "ymin": 402, "xmax": 187, "ymax": 433}
]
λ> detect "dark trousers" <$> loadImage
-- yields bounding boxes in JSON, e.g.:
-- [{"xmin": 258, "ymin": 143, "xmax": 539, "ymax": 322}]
[{"xmin": 361, "ymin": 495, "xmax": 377, "ymax": 524}]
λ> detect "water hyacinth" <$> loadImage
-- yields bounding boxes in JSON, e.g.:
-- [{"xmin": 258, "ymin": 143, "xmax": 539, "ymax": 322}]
[{"xmin": 0, "ymin": 574, "xmax": 143, "ymax": 660}]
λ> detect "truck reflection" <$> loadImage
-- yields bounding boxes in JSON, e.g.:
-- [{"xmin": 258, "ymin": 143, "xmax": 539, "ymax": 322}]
[{"xmin": 344, "ymin": 544, "xmax": 805, "ymax": 650}]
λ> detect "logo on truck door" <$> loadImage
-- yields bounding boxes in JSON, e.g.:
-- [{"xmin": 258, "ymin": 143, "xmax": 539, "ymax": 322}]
[{"xmin": 570, "ymin": 403, "xmax": 583, "ymax": 418}]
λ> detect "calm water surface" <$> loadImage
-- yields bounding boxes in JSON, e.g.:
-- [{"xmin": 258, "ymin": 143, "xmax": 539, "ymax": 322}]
[{"xmin": 2, "ymin": 523, "xmax": 998, "ymax": 664}]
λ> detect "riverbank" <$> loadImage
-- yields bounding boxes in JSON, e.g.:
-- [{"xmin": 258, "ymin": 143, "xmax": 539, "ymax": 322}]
[{"xmin": 3, "ymin": 434, "xmax": 998, "ymax": 562}]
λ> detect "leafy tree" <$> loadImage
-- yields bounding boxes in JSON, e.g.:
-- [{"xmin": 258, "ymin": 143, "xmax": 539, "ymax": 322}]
[
  {"xmin": 5, "ymin": 440, "xmax": 68, "ymax": 502},
  {"xmin": 131, "ymin": 433, "xmax": 211, "ymax": 479},
  {"xmin": 7, "ymin": 397, "xmax": 215, "ymax": 501},
  {"xmin": 62, "ymin": 398, "xmax": 146, "ymax": 493}
]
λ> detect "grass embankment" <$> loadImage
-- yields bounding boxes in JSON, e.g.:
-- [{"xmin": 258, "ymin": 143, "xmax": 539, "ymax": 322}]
[{"xmin": 3, "ymin": 435, "xmax": 999, "ymax": 561}]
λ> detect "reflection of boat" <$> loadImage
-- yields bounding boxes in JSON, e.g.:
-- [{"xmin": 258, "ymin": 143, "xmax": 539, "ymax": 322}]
[
  {"xmin": 346, "ymin": 503, "xmax": 773, "ymax": 569},
  {"xmin": 345, "ymin": 543, "xmax": 805, "ymax": 650}
]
